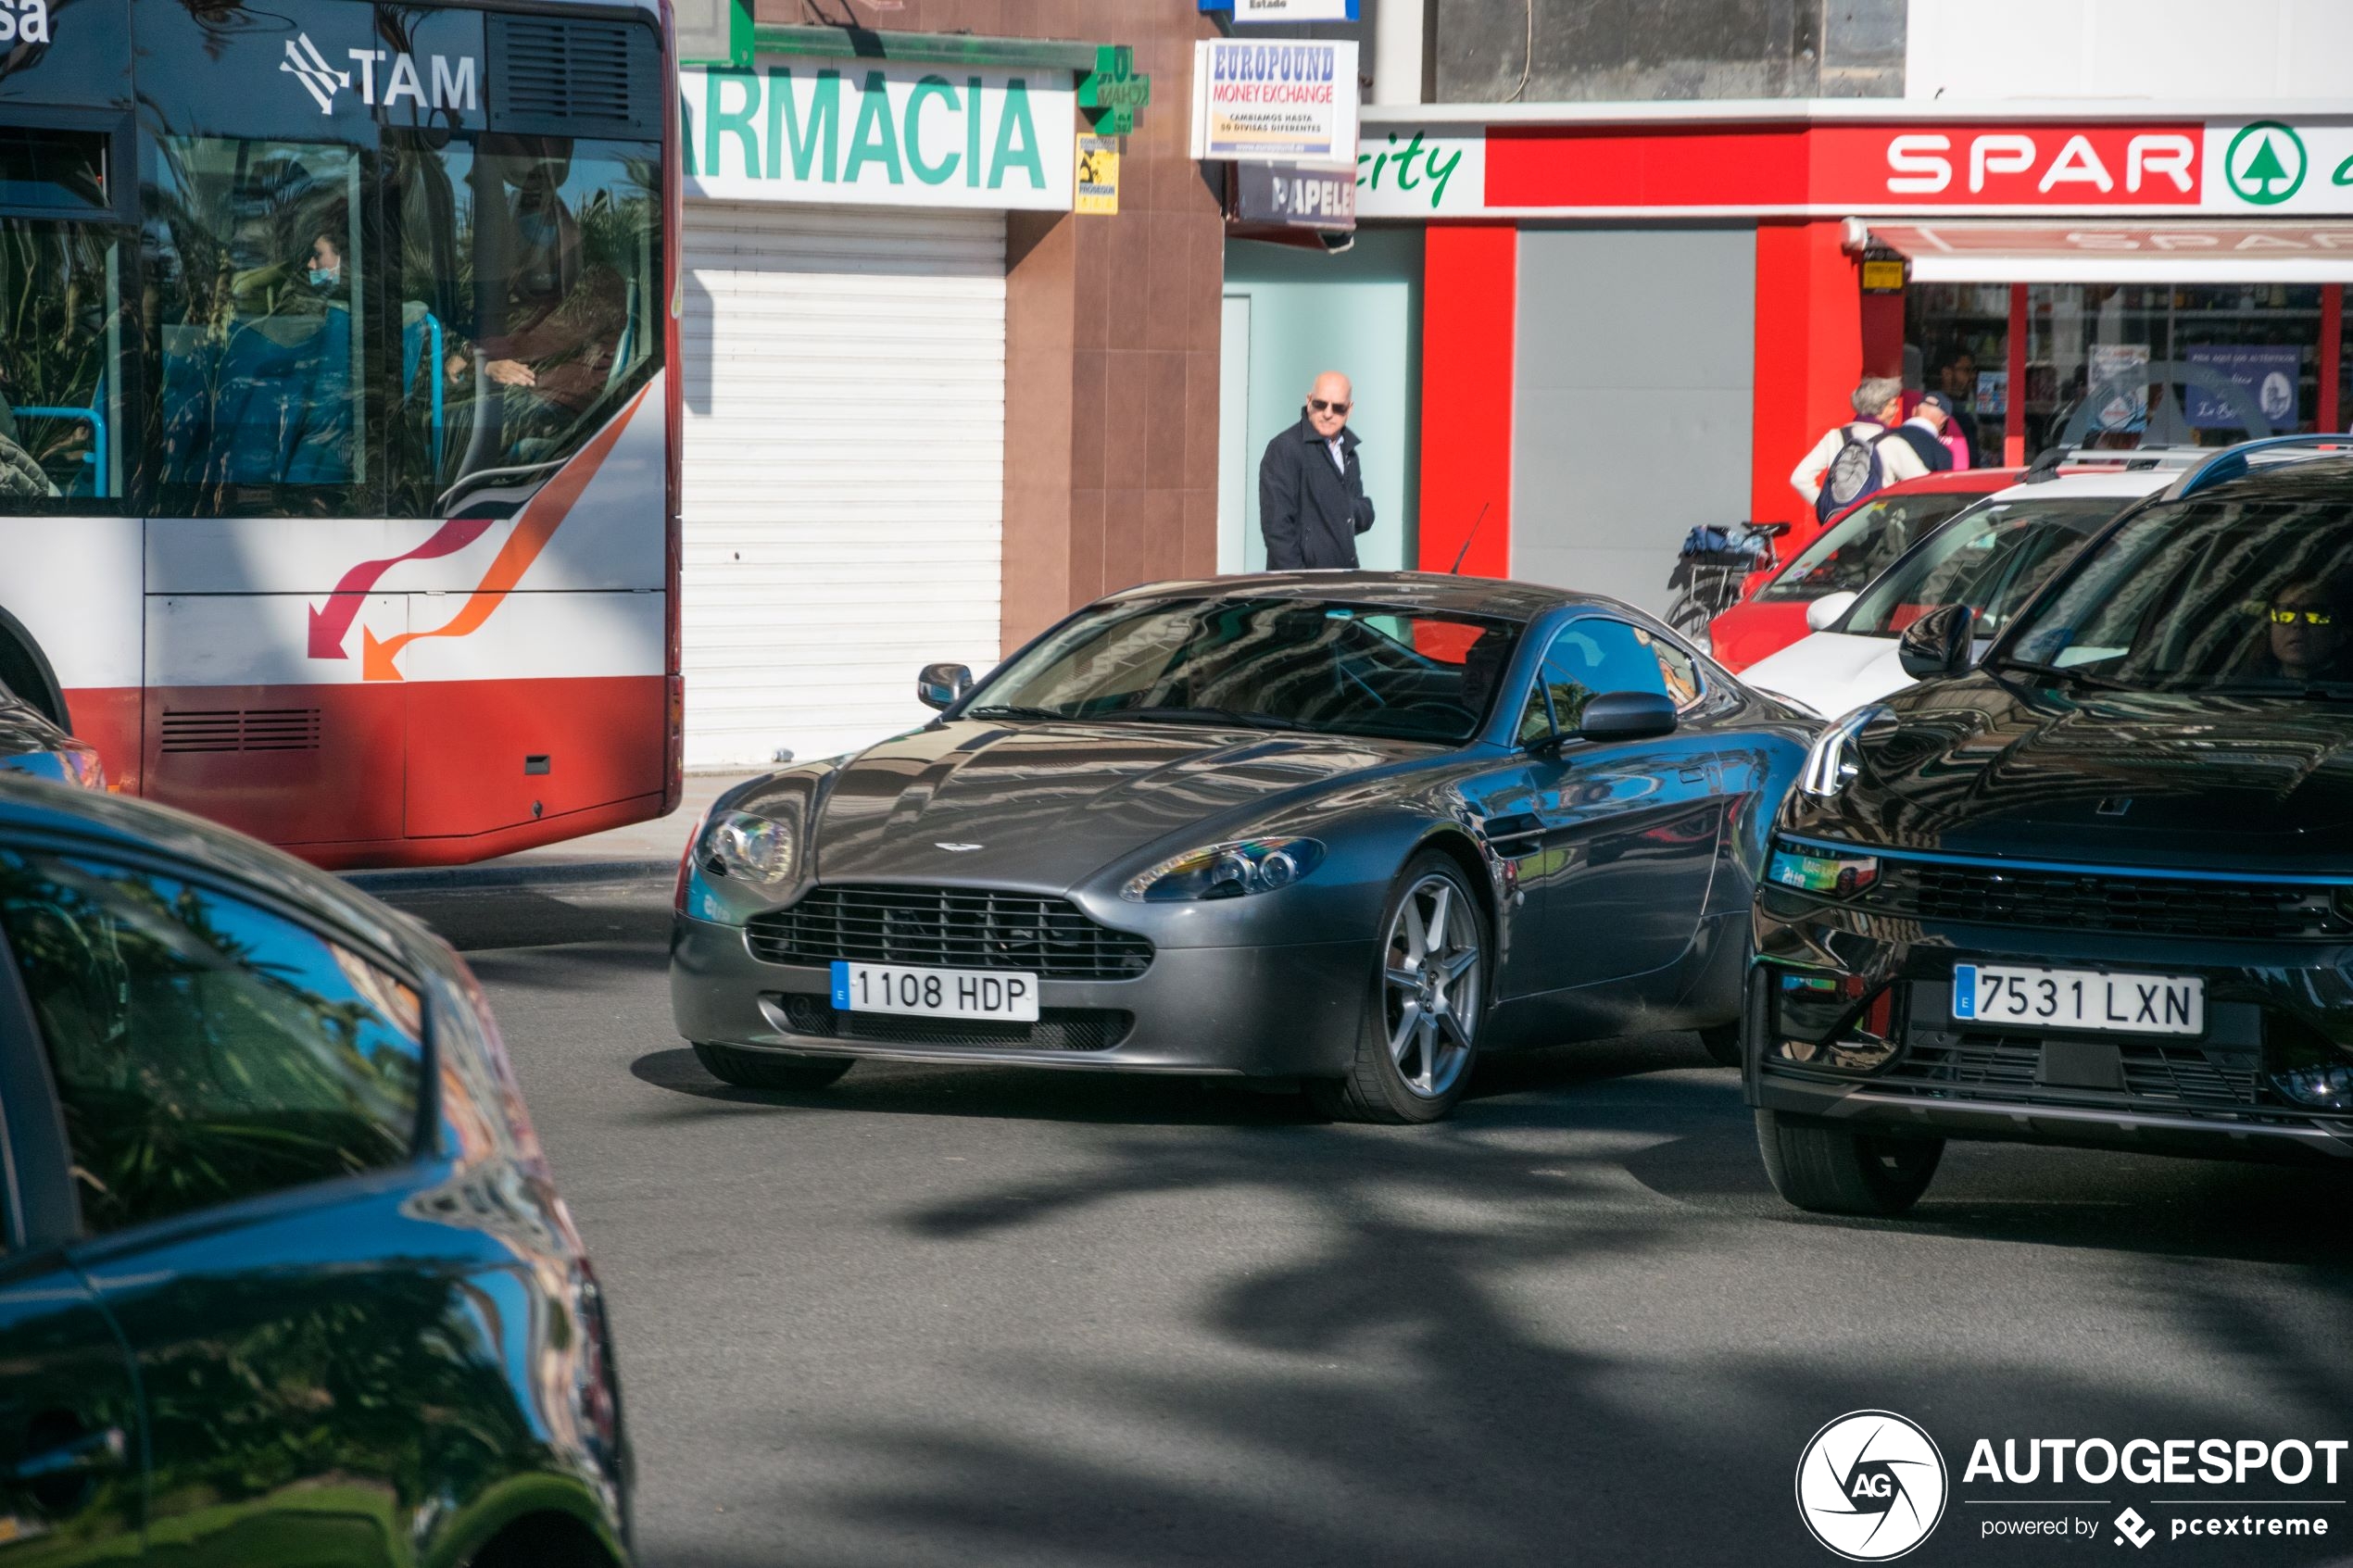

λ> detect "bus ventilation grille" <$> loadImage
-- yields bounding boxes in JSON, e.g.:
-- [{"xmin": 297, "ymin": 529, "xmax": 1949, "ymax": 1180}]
[
  {"xmin": 487, "ymin": 15, "xmax": 661, "ymax": 141},
  {"xmin": 160, "ymin": 708, "xmax": 322, "ymax": 754}
]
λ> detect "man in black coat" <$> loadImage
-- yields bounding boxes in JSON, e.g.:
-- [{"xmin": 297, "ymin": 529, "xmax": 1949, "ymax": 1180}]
[{"xmin": 1259, "ymin": 370, "xmax": 1375, "ymax": 570}]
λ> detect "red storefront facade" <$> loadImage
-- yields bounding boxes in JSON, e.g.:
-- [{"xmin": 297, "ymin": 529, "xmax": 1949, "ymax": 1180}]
[{"xmin": 1354, "ymin": 102, "xmax": 2353, "ymax": 594}]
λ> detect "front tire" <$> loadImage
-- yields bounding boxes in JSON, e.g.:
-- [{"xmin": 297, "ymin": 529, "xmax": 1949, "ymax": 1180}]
[
  {"xmin": 1755, "ymin": 1109, "xmax": 1943, "ymax": 1216},
  {"xmin": 1311, "ymin": 852, "xmax": 1490, "ymax": 1125},
  {"xmin": 692, "ymin": 1040, "xmax": 854, "ymax": 1093}
]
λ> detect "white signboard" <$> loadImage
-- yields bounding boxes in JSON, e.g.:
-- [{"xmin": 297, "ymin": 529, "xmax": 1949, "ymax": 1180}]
[
  {"xmin": 1191, "ymin": 38, "xmax": 1359, "ymax": 163},
  {"xmin": 1354, "ymin": 127, "xmax": 1484, "ymax": 217},
  {"xmin": 1231, "ymin": 0, "xmax": 1360, "ymax": 19},
  {"xmin": 682, "ymin": 58, "xmax": 1076, "ymax": 210}
]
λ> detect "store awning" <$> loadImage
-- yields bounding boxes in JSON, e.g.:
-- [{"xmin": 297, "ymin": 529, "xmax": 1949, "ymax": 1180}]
[{"xmin": 1870, "ymin": 221, "xmax": 2353, "ymax": 284}]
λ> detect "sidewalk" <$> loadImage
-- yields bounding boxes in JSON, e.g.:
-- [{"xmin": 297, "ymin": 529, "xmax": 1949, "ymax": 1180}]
[{"xmin": 345, "ymin": 771, "xmax": 760, "ymax": 894}]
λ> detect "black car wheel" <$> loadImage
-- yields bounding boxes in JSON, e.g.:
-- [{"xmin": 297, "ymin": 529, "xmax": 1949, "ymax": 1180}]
[
  {"xmin": 1755, "ymin": 1109, "xmax": 1944, "ymax": 1216},
  {"xmin": 1697, "ymin": 1021, "xmax": 1742, "ymax": 1068},
  {"xmin": 691, "ymin": 1041, "xmax": 855, "ymax": 1093},
  {"xmin": 1313, "ymin": 852, "xmax": 1489, "ymax": 1125}
]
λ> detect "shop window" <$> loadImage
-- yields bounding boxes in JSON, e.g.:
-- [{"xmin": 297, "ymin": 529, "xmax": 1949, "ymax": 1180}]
[
  {"xmin": 2025, "ymin": 283, "xmax": 2320, "ymax": 453},
  {"xmin": 1905, "ymin": 282, "xmax": 2009, "ymax": 468}
]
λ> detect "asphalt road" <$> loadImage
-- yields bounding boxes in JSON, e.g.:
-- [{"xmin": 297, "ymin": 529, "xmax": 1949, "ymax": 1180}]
[{"xmin": 389, "ymin": 881, "xmax": 2353, "ymax": 1568}]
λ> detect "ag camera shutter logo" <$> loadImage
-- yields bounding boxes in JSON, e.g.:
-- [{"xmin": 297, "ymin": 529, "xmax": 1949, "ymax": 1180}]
[{"xmin": 1796, "ymin": 1411, "xmax": 1948, "ymax": 1561}]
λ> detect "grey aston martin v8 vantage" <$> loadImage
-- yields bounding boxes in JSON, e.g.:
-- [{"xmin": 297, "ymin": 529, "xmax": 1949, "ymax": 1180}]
[{"xmin": 671, "ymin": 573, "xmax": 1817, "ymax": 1122}]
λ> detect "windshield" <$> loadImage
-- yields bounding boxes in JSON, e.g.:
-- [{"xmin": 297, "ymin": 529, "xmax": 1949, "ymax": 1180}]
[
  {"xmin": 969, "ymin": 598, "xmax": 1525, "ymax": 744},
  {"xmin": 1757, "ymin": 489, "xmax": 1982, "ymax": 602},
  {"xmin": 1841, "ymin": 496, "xmax": 2126, "ymax": 639},
  {"xmin": 2001, "ymin": 497, "xmax": 2353, "ymax": 695}
]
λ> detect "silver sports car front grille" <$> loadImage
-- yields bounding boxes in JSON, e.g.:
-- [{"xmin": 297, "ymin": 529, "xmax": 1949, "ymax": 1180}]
[{"xmin": 745, "ymin": 884, "xmax": 1154, "ymax": 980}]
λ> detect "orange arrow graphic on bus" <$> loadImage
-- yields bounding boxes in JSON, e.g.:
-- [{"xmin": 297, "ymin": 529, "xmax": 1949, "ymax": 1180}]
[
  {"xmin": 361, "ymin": 386, "xmax": 648, "ymax": 682},
  {"xmin": 308, "ymin": 518, "xmax": 497, "ymax": 658}
]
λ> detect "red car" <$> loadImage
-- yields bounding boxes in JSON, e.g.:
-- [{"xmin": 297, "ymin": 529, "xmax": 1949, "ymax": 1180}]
[{"xmin": 1707, "ymin": 469, "xmax": 2019, "ymax": 671}]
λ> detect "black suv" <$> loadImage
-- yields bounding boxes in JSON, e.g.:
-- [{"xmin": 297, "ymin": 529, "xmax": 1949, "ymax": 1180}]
[{"xmin": 1746, "ymin": 439, "xmax": 2353, "ymax": 1215}]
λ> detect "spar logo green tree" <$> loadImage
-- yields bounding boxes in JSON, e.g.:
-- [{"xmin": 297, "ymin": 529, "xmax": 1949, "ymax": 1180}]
[{"xmin": 2225, "ymin": 121, "xmax": 2306, "ymax": 206}]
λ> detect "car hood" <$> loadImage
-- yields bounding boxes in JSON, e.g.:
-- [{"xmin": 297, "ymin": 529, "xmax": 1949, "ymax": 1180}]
[
  {"xmin": 1742, "ymin": 632, "xmax": 1911, "ymax": 721},
  {"xmin": 806, "ymin": 719, "xmax": 1430, "ymax": 889},
  {"xmin": 1798, "ymin": 671, "xmax": 2353, "ymax": 872}
]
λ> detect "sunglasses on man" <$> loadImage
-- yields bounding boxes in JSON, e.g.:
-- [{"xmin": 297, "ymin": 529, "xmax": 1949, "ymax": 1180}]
[
  {"xmin": 2269, "ymin": 607, "xmax": 2336, "ymax": 627},
  {"xmin": 1309, "ymin": 398, "xmax": 1351, "ymax": 416}
]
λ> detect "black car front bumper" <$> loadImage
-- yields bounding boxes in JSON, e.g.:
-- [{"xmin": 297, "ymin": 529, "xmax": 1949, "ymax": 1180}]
[{"xmin": 1744, "ymin": 882, "xmax": 2353, "ymax": 1166}]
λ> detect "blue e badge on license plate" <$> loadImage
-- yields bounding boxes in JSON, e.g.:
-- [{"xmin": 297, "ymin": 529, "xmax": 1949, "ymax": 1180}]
[{"xmin": 1953, "ymin": 964, "xmax": 1980, "ymax": 1020}]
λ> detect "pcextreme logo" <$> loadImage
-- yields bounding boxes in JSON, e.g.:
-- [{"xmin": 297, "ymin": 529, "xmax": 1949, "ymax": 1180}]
[
  {"xmin": 307, "ymin": 386, "xmax": 645, "ymax": 680},
  {"xmin": 1796, "ymin": 1411, "xmax": 1949, "ymax": 1562}
]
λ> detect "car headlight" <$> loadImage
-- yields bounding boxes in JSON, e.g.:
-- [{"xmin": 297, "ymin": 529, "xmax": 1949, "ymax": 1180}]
[
  {"xmin": 1797, "ymin": 705, "xmax": 1883, "ymax": 797},
  {"xmin": 698, "ymin": 809, "xmax": 797, "ymax": 889},
  {"xmin": 1122, "ymin": 837, "xmax": 1326, "ymax": 902},
  {"xmin": 1767, "ymin": 845, "xmax": 1880, "ymax": 897}
]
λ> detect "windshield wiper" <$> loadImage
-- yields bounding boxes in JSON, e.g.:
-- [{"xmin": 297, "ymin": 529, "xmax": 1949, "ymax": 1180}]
[
  {"xmin": 1992, "ymin": 659, "xmax": 2132, "ymax": 691},
  {"xmin": 2205, "ymin": 680, "xmax": 2353, "ymax": 701},
  {"xmin": 964, "ymin": 704, "xmax": 1072, "ymax": 721},
  {"xmin": 1113, "ymin": 705, "xmax": 1305, "ymax": 732}
]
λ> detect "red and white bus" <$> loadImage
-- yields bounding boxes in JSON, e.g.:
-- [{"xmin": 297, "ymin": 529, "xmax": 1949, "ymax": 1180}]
[{"xmin": 0, "ymin": 0, "xmax": 682, "ymax": 866}]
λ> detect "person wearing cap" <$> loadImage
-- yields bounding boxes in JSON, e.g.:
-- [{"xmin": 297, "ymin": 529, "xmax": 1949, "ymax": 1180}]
[
  {"xmin": 1888, "ymin": 394, "xmax": 1958, "ymax": 474},
  {"xmin": 1923, "ymin": 390, "xmax": 1971, "ymax": 469}
]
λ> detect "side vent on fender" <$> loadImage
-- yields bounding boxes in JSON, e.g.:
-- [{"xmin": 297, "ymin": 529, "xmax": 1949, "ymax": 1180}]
[
  {"xmin": 486, "ymin": 15, "xmax": 661, "ymax": 140},
  {"xmin": 160, "ymin": 708, "xmax": 322, "ymax": 754}
]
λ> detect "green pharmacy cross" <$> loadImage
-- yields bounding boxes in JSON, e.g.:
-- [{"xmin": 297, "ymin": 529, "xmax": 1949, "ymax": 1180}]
[{"xmin": 1081, "ymin": 44, "xmax": 1150, "ymax": 137}]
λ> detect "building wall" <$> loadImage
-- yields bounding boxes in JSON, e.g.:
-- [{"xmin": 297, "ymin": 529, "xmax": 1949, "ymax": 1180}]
[
  {"xmin": 1431, "ymin": 0, "xmax": 1906, "ymax": 104},
  {"xmin": 778, "ymin": 0, "xmax": 1227, "ymax": 650},
  {"xmin": 1510, "ymin": 225, "xmax": 1757, "ymax": 611},
  {"xmin": 1906, "ymin": 0, "xmax": 2353, "ymax": 100}
]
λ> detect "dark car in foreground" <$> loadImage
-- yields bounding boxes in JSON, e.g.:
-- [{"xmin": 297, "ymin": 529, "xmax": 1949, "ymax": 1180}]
[
  {"xmin": 0, "ymin": 776, "xmax": 629, "ymax": 1562},
  {"xmin": 673, "ymin": 572, "xmax": 1815, "ymax": 1123},
  {"xmin": 1746, "ymin": 441, "xmax": 2353, "ymax": 1214}
]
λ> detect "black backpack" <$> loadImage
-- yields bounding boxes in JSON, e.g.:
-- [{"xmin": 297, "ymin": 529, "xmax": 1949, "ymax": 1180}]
[{"xmin": 1816, "ymin": 424, "xmax": 1891, "ymax": 521}]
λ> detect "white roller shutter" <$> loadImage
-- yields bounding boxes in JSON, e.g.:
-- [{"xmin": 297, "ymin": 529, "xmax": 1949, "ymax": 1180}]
[{"xmin": 681, "ymin": 203, "xmax": 1006, "ymax": 769}]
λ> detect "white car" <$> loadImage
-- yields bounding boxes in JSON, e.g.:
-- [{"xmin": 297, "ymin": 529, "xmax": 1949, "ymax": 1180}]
[{"xmin": 1740, "ymin": 456, "xmax": 2202, "ymax": 719}]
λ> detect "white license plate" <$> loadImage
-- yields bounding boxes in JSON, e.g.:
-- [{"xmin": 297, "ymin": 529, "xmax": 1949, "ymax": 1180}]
[
  {"xmin": 1952, "ymin": 964, "xmax": 2204, "ymax": 1036},
  {"xmin": 829, "ymin": 961, "xmax": 1040, "ymax": 1022}
]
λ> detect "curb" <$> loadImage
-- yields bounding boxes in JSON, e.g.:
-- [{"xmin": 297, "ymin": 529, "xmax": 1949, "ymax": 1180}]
[{"xmin": 342, "ymin": 857, "xmax": 676, "ymax": 896}]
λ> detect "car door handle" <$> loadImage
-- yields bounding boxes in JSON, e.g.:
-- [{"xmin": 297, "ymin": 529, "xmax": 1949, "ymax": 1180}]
[{"xmin": 6, "ymin": 1424, "xmax": 126, "ymax": 1484}]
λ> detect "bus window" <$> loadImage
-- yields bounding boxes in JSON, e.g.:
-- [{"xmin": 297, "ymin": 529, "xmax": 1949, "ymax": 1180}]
[
  {"xmin": 145, "ymin": 136, "xmax": 368, "ymax": 516},
  {"xmin": 0, "ymin": 220, "xmax": 126, "ymax": 511},
  {"xmin": 390, "ymin": 134, "xmax": 659, "ymax": 516}
]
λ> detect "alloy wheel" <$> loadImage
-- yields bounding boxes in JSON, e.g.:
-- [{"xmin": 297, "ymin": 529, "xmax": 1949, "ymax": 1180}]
[{"xmin": 1381, "ymin": 872, "xmax": 1482, "ymax": 1098}]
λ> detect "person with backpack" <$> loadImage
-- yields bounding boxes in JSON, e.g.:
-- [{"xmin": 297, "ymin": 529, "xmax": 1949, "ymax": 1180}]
[{"xmin": 1788, "ymin": 376, "xmax": 1931, "ymax": 524}]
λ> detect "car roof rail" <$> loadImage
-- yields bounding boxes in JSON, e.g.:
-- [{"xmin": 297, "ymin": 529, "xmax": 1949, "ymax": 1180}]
[
  {"xmin": 2019, "ymin": 445, "xmax": 2207, "ymax": 483},
  {"xmin": 2164, "ymin": 434, "xmax": 2353, "ymax": 501}
]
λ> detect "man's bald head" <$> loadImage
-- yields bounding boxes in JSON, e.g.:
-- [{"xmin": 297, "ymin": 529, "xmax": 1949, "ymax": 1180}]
[{"xmin": 1306, "ymin": 371, "xmax": 1353, "ymax": 438}]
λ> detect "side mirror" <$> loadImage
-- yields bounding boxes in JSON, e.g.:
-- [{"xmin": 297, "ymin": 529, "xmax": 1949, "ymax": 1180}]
[
  {"xmin": 1579, "ymin": 690, "xmax": 1679, "ymax": 743},
  {"xmin": 1805, "ymin": 590, "xmax": 1859, "ymax": 633},
  {"xmin": 916, "ymin": 661, "xmax": 974, "ymax": 711},
  {"xmin": 1897, "ymin": 604, "xmax": 1974, "ymax": 680}
]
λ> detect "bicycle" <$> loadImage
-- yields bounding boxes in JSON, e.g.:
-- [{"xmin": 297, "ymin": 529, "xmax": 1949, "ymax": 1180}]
[{"xmin": 1663, "ymin": 521, "xmax": 1788, "ymax": 652}]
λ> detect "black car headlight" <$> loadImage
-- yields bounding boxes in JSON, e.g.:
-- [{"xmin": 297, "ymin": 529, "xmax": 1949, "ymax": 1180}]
[
  {"xmin": 1797, "ymin": 705, "xmax": 1883, "ymax": 798},
  {"xmin": 1122, "ymin": 837, "xmax": 1326, "ymax": 902},
  {"xmin": 699, "ymin": 809, "xmax": 797, "ymax": 889}
]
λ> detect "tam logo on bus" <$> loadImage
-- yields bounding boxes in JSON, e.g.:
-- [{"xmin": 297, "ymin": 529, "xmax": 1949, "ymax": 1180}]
[
  {"xmin": 281, "ymin": 31, "xmax": 480, "ymax": 116},
  {"xmin": 0, "ymin": 0, "xmax": 51, "ymax": 44}
]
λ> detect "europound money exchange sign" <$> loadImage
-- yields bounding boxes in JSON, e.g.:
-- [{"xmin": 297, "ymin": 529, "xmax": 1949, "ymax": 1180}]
[
  {"xmin": 681, "ymin": 57, "xmax": 1076, "ymax": 210},
  {"xmin": 1189, "ymin": 38, "xmax": 1359, "ymax": 164}
]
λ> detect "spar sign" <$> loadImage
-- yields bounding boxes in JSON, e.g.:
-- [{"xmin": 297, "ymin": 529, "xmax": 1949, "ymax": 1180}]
[{"xmin": 682, "ymin": 58, "xmax": 1076, "ymax": 210}]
